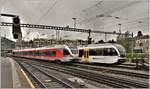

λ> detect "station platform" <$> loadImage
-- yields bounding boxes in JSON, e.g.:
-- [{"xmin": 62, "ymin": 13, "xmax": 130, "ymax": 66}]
[{"xmin": 1, "ymin": 57, "xmax": 32, "ymax": 88}]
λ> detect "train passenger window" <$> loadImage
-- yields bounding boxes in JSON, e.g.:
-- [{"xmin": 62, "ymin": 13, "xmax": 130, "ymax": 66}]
[
  {"xmin": 31, "ymin": 52, "xmax": 34, "ymax": 56},
  {"xmin": 23, "ymin": 52, "xmax": 25, "ymax": 55},
  {"xmin": 38, "ymin": 52, "xmax": 45, "ymax": 56},
  {"xmin": 29, "ymin": 52, "xmax": 32, "ymax": 55},
  {"xmin": 103, "ymin": 48, "xmax": 118, "ymax": 56},
  {"xmin": 49, "ymin": 51, "xmax": 56, "ymax": 57},
  {"xmin": 63, "ymin": 50, "xmax": 70, "ymax": 55},
  {"xmin": 38, "ymin": 52, "xmax": 42, "ymax": 56},
  {"xmin": 89, "ymin": 49, "xmax": 103, "ymax": 56},
  {"xmin": 35, "ymin": 52, "xmax": 40, "ymax": 56},
  {"xmin": 79, "ymin": 50, "xmax": 83, "ymax": 57},
  {"xmin": 89, "ymin": 49, "xmax": 96, "ymax": 55}
]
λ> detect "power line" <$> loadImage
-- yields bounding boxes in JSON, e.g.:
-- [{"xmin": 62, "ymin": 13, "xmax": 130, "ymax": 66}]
[
  {"xmin": 79, "ymin": 1, "xmax": 141, "ymax": 24},
  {"xmin": 25, "ymin": 0, "xmax": 58, "ymax": 40},
  {"xmin": 36, "ymin": 0, "xmax": 58, "ymax": 24}
]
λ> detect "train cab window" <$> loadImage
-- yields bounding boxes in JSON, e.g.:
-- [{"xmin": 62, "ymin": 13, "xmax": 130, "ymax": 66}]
[
  {"xmin": 111, "ymin": 48, "xmax": 118, "ymax": 56},
  {"xmin": 79, "ymin": 50, "xmax": 83, "ymax": 57},
  {"xmin": 63, "ymin": 50, "xmax": 70, "ymax": 55},
  {"xmin": 49, "ymin": 51, "xmax": 56, "ymax": 57}
]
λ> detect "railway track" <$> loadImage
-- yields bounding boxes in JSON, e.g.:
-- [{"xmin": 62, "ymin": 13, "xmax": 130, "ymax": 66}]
[
  {"xmin": 18, "ymin": 58, "xmax": 149, "ymax": 88},
  {"xmin": 15, "ymin": 59, "xmax": 47, "ymax": 88},
  {"xmin": 112, "ymin": 64, "xmax": 149, "ymax": 71},
  {"xmin": 70, "ymin": 63, "xmax": 149, "ymax": 79},
  {"xmin": 15, "ymin": 59, "xmax": 86, "ymax": 88},
  {"xmin": 79, "ymin": 62, "xmax": 149, "ymax": 71}
]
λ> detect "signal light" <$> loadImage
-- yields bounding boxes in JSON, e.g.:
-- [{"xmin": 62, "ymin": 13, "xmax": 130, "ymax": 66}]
[
  {"xmin": 12, "ymin": 16, "xmax": 22, "ymax": 39},
  {"xmin": 14, "ymin": 34, "xmax": 18, "ymax": 39},
  {"xmin": 88, "ymin": 37, "xmax": 92, "ymax": 44}
]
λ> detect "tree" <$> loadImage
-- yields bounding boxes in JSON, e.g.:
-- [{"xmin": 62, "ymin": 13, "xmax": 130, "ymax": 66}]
[
  {"xmin": 117, "ymin": 37, "xmax": 135, "ymax": 53},
  {"xmin": 137, "ymin": 31, "xmax": 143, "ymax": 37},
  {"xmin": 98, "ymin": 40, "xmax": 104, "ymax": 43},
  {"xmin": 108, "ymin": 39, "xmax": 116, "ymax": 43}
]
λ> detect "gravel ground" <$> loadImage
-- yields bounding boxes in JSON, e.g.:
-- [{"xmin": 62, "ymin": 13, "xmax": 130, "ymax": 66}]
[
  {"xmin": 35, "ymin": 64, "xmax": 111, "ymax": 88},
  {"xmin": 74, "ymin": 63, "xmax": 149, "ymax": 74}
]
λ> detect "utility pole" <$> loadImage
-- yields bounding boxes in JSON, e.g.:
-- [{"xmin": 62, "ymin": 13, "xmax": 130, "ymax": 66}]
[
  {"xmin": 56, "ymin": 30, "xmax": 60, "ymax": 44},
  {"xmin": 118, "ymin": 23, "xmax": 122, "ymax": 39},
  {"xmin": 72, "ymin": 18, "xmax": 77, "ymax": 28},
  {"xmin": 88, "ymin": 29, "xmax": 92, "ymax": 44},
  {"xmin": 105, "ymin": 33, "xmax": 107, "ymax": 42},
  {"xmin": 131, "ymin": 32, "xmax": 134, "ymax": 57}
]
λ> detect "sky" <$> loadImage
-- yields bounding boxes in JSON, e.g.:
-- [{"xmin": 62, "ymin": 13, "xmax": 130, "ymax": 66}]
[{"xmin": 0, "ymin": 0, "xmax": 149, "ymax": 42}]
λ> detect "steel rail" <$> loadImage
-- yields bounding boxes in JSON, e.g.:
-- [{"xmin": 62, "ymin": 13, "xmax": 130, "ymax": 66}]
[
  {"xmin": 71, "ymin": 63, "xmax": 149, "ymax": 79},
  {"xmin": 15, "ymin": 58, "xmax": 149, "ymax": 88},
  {"xmin": 14, "ymin": 59, "xmax": 47, "ymax": 88},
  {"xmin": 16, "ymin": 59, "xmax": 86, "ymax": 88},
  {"xmin": 42, "ymin": 64, "xmax": 149, "ymax": 88},
  {"xmin": 21, "ymin": 60, "xmax": 135, "ymax": 88}
]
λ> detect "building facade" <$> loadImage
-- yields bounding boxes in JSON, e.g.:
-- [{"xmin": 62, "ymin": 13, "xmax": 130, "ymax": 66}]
[{"xmin": 134, "ymin": 35, "xmax": 149, "ymax": 53}]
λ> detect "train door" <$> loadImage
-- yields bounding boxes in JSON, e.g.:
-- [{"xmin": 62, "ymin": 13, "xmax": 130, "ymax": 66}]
[{"xmin": 83, "ymin": 49, "xmax": 89, "ymax": 63}]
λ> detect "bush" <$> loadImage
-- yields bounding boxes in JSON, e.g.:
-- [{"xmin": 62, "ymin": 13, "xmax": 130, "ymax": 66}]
[{"xmin": 126, "ymin": 53, "xmax": 146, "ymax": 63}]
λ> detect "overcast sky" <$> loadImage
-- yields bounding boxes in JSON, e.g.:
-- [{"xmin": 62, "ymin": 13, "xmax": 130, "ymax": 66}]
[{"xmin": 1, "ymin": 0, "xmax": 149, "ymax": 42}]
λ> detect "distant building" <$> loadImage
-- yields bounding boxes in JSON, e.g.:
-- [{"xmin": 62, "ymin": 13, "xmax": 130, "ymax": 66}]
[
  {"xmin": 1, "ymin": 37, "xmax": 16, "ymax": 53},
  {"xmin": 134, "ymin": 35, "xmax": 149, "ymax": 53},
  {"xmin": 21, "ymin": 38, "xmax": 88, "ymax": 48}
]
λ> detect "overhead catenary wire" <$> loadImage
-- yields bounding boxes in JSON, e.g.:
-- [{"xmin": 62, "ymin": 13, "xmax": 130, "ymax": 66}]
[
  {"xmin": 79, "ymin": 1, "xmax": 141, "ymax": 24},
  {"xmin": 36, "ymin": 0, "xmax": 58, "ymax": 24},
  {"xmin": 24, "ymin": 0, "xmax": 58, "ymax": 40}
]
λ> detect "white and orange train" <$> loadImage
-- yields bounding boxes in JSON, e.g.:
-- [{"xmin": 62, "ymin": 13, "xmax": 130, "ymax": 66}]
[
  {"xmin": 77, "ymin": 43, "xmax": 126, "ymax": 64},
  {"xmin": 12, "ymin": 45, "xmax": 78, "ymax": 62}
]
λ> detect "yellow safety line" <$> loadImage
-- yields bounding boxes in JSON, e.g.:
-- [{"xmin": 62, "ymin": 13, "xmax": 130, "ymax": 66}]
[{"xmin": 21, "ymin": 69, "xmax": 36, "ymax": 89}]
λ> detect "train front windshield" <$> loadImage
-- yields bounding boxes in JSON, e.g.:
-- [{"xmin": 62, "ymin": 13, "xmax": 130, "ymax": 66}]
[
  {"xmin": 70, "ymin": 48, "xmax": 78, "ymax": 54},
  {"xmin": 115, "ymin": 45, "xmax": 126, "ymax": 57}
]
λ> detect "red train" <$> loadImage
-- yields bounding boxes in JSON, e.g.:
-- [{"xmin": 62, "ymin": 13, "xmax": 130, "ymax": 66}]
[{"xmin": 12, "ymin": 45, "xmax": 78, "ymax": 62}]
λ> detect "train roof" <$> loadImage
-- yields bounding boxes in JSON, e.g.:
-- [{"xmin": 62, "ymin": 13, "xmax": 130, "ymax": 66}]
[
  {"xmin": 13, "ymin": 45, "xmax": 69, "ymax": 52},
  {"xmin": 78, "ymin": 43, "xmax": 124, "ymax": 49}
]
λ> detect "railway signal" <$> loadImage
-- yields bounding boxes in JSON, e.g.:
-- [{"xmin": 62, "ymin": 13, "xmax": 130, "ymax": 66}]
[
  {"xmin": 1, "ymin": 13, "xmax": 22, "ymax": 40},
  {"xmin": 12, "ymin": 16, "xmax": 22, "ymax": 39}
]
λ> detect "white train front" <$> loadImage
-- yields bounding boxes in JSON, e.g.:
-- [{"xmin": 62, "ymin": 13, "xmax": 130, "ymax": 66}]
[{"xmin": 77, "ymin": 43, "xmax": 126, "ymax": 64}]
